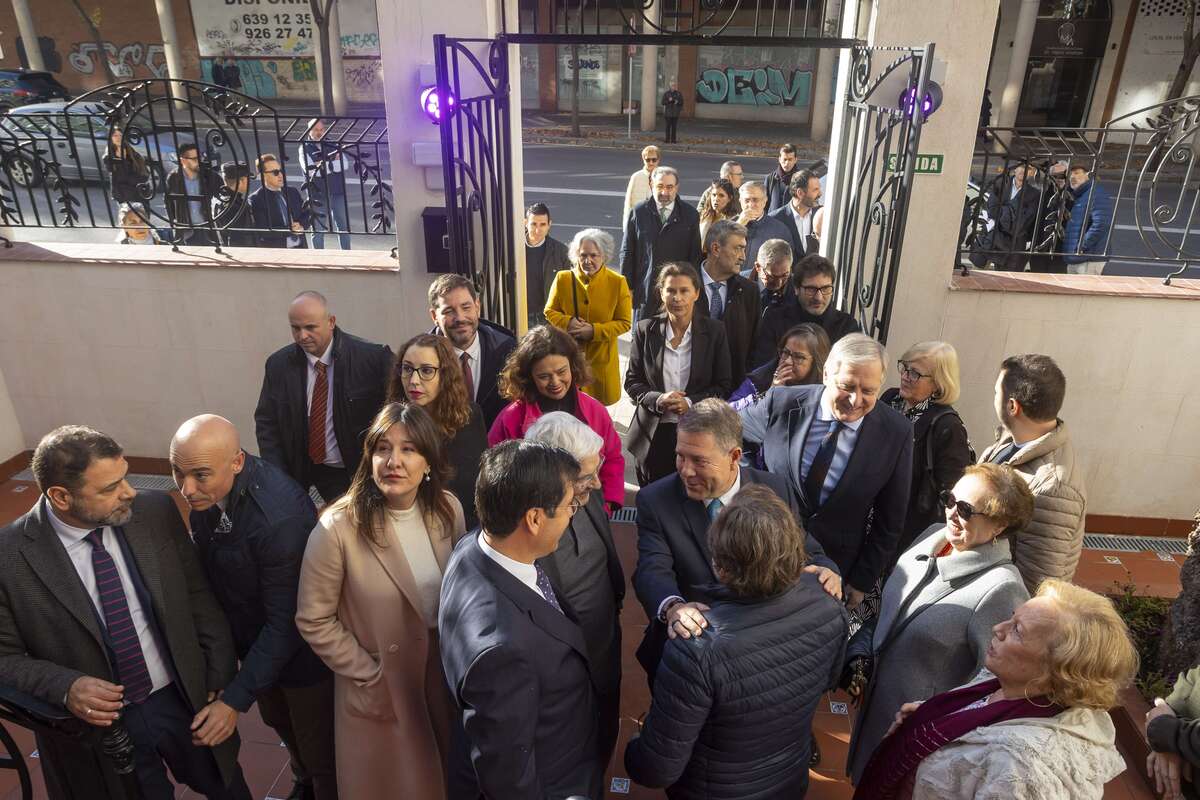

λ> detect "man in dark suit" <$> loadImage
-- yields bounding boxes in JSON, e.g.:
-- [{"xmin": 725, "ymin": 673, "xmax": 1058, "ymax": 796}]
[
  {"xmin": 0, "ymin": 426, "xmax": 250, "ymax": 799},
  {"xmin": 248, "ymin": 153, "xmax": 311, "ymax": 249},
  {"xmin": 751, "ymin": 254, "xmax": 863, "ymax": 369},
  {"xmin": 769, "ymin": 168, "xmax": 822, "ymax": 260},
  {"xmin": 211, "ymin": 161, "xmax": 257, "ymax": 248},
  {"xmin": 523, "ymin": 202, "xmax": 571, "ymax": 328},
  {"xmin": 740, "ymin": 334, "xmax": 913, "ymax": 610},
  {"xmin": 764, "ymin": 143, "xmax": 799, "ymax": 213},
  {"xmin": 695, "ymin": 219, "xmax": 760, "ymax": 389},
  {"xmin": 619, "ymin": 165, "xmax": 703, "ymax": 317},
  {"xmin": 254, "ymin": 290, "xmax": 393, "ymax": 503},
  {"xmin": 750, "ymin": 238, "xmax": 795, "ymax": 321},
  {"xmin": 165, "ymin": 141, "xmax": 223, "ymax": 246},
  {"xmin": 439, "ymin": 440, "xmax": 605, "ymax": 800},
  {"xmin": 738, "ymin": 180, "xmax": 793, "ymax": 269},
  {"xmin": 170, "ymin": 415, "xmax": 335, "ymax": 800},
  {"xmin": 427, "ymin": 273, "xmax": 517, "ymax": 429},
  {"xmin": 633, "ymin": 399, "xmax": 841, "ymax": 686}
]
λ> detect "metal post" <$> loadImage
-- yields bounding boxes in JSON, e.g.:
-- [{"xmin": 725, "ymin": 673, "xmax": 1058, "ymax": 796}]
[
  {"xmin": 329, "ymin": 1, "xmax": 348, "ymax": 115},
  {"xmin": 11, "ymin": 0, "xmax": 45, "ymax": 71},
  {"xmin": 627, "ymin": 48, "xmax": 634, "ymax": 138}
]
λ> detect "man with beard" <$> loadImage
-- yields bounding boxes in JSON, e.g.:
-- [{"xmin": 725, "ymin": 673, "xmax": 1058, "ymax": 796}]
[
  {"xmin": 255, "ymin": 290, "xmax": 393, "ymax": 503},
  {"xmin": 764, "ymin": 143, "xmax": 800, "ymax": 213},
  {"xmin": 211, "ymin": 162, "xmax": 257, "ymax": 248},
  {"xmin": 751, "ymin": 254, "xmax": 862, "ymax": 369},
  {"xmin": 620, "ymin": 165, "xmax": 703, "ymax": 319},
  {"xmin": 427, "ymin": 273, "xmax": 516, "ymax": 428},
  {"xmin": 0, "ymin": 426, "xmax": 251, "ymax": 799},
  {"xmin": 769, "ymin": 168, "xmax": 822, "ymax": 259}
]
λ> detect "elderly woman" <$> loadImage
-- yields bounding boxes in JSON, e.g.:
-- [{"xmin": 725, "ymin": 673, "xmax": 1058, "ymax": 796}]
[
  {"xmin": 297, "ymin": 403, "xmax": 467, "ymax": 799},
  {"xmin": 881, "ymin": 340, "xmax": 973, "ymax": 558},
  {"xmin": 625, "ymin": 262, "xmax": 732, "ymax": 486},
  {"xmin": 698, "ymin": 177, "xmax": 740, "ymax": 243},
  {"xmin": 116, "ymin": 203, "xmax": 162, "ymax": 245},
  {"xmin": 622, "ymin": 144, "xmax": 660, "ymax": 224},
  {"xmin": 489, "ymin": 325, "xmax": 626, "ymax": 513},
  {"xmin": 544, "ymin": 228, "xmax": 632, "ymax": 406},
  {"xmin": 386, "ymin": 333, "xmax": 487, "ymax": 529},
  {"xmin": 625, "ymin": 486, "xmax": 847, "ymax": 799},
  {"xmin": 845, "ymin": 462, "xmax": 1034, "ymax": 783},
  {"xmin": 855, "ymin": 579, "xmax": 1137, "ymax": 799},
  {"xmin": 525, "ymin": 411, "xmax": 625, "ymax": 769}
]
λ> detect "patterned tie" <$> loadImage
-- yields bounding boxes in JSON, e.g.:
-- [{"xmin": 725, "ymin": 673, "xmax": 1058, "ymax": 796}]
[
  {"xmin": 706, "ymin": 498, "xmax": 723, "ymax": 522},
  {"xmin": 803, "ymin": 420, "xmax": 845, "ymax": 509},
  {"xmin": 708, "ymin": 283, "xmax": 724, "ymax": 320},
  {"xmin": 659, "ymin": 205, "xmax": 670, "ymax": 226},
  {"xmin": 460, "ymin": 352, "xmax": 475, "ymax": 400},
  {"xmin": 308, "ymin": 360, "xmax": 328, "ymax": 464},
  {"xmin": 534, "ymin": 562, "xmax": 564, "ymax": 614},
  {"xmin": 85, "ymin": 530, "xmax": 153, "ymax": 704}
]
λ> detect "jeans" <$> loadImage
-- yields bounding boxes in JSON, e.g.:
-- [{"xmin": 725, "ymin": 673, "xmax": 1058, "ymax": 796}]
[{"xmin": 311, "ymin": 191, "xmax": 351, "ymax": 250}]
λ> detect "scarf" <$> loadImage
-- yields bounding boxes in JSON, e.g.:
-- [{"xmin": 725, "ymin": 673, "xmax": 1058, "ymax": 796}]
[
  {"xmin": 888, "ymin": 393, "xmax": 932, "ymax": 425},
  {"xmin": 852, "ymin": 677, "xmax": 1063, "ymax": 800}
]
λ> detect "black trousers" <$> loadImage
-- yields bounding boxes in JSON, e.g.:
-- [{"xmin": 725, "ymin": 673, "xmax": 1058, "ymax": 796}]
[
  {"xmin": 258, "ymin": 678, "xmax": 339, "ymax": 800},
  {"xmin": 122, "ymin": 685, "xmax": 251, "ymax": 800},
  {"xmin": 637, "ymin": 422, "xmax": 678, "ymax": 487},
  {"xmin": 308, "ymin": 462, "xmax": 352, "ymax": 505},
  {"xmin": 664, "ymin": 116, "xmax": 679, "ymax": 143}
]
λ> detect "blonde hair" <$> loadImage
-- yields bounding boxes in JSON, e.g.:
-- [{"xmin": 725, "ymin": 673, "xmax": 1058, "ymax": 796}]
[
  {"xmin": 641, "ymin": 145, "xmax": 660, "ymax": 159},
  {"xmin": 1027, "ymin": 580, "xmax": 1139, "ymax": 710},
  {"xmin": 901, "ymin": 340, "xmax": 961, "ymax": 406}
]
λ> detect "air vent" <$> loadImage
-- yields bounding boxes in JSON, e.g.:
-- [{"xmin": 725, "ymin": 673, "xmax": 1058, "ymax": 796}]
[{"xmin": 1082, "ymin": 533, "xmax": 1188, "ymax": 555}]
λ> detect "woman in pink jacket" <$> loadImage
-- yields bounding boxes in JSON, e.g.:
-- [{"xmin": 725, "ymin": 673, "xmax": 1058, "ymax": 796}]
[{"xmin": 489, "ymin": 325, "xmax": 626, "ymax": 513}]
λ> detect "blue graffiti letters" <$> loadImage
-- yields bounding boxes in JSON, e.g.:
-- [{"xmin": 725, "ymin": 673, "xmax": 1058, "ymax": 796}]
[{"xmin": 695, "ymin": 66, "xmax": 812, "ymax": 107}]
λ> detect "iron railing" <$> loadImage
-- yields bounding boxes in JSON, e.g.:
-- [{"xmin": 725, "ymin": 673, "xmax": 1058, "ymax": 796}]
[
  {"xmin": 0, "ymin": 78, "xmax": 394, "ymax": 252},
  {"xmin": 960, "ymin": 96, "xmax": 1200, "ymax": 283}
]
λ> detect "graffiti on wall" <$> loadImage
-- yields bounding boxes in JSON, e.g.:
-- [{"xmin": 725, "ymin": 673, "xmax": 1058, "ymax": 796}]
[
  {"xmin": 293, "ymin": 58, "xmax": 317, "ymax": 82},
  {"xmin": 200, "ymin": 58, "xmax": 279, "ymax": 99},
  {"xmin": 68, "ymin": 41, "xmax": 169, "ymax": 78},
  {"xmin": 695, "ymin": 66, "xmax": 812, "ymax": 107},
  {"xmin": 345, "ymin": 62, "xmax": 381, "ymax": 92}
]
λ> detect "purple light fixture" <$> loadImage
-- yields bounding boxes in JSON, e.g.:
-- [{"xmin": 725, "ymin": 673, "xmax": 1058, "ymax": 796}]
[
  {"xmin": 898, "ymin": 82, "xmax": 943, "ymax": 120},
  {"xmin": 421, "ymin": 86, "xmax": 455, "ymax": 124}
]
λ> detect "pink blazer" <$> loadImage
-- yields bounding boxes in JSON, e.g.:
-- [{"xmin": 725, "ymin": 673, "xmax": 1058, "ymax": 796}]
[{"xmin": 487, "ymin": 390, "xmax": 626, "ymax": 510}]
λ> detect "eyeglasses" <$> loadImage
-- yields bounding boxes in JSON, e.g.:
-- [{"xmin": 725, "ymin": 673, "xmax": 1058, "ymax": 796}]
[
  {"xmin": 400, "ymin": 364, "xmax": 440, "ymax": 381},
  {"xmin": 778, "ymin": 347, "xmax": 810, "ymax": 363},
  {"xmin": 577, "ymin": 252, "xmax": 602, "ymax": 261},
  {"xmin": 800, "ymin": 284, "xmax": 834, "ymax": 298},
  {"xmin": 263, "ymin": 169, "xmax": 283, "ymax": 177},
  {"xmin": 645, "ymin": 158, "xmax": 660, "ymax": 163},
  {"xmin": 574, "ymin": 456, "xmax": 605, "ymax": 492},
  {"xmin": 940, "ymin": 490, "xmax": 985, "ymax": 522},
  {"xmin": 898, "ymin": 361, "xmax": 932, "ymax": 381}
]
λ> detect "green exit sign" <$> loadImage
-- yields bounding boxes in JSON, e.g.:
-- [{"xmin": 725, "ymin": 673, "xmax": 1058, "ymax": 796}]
[{"xmin": 886, "ymin": 153, "xmax": 944, "ymax": 174}]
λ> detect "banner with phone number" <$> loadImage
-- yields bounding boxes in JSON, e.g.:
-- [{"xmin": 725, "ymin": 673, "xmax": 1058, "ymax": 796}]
[{"xmin": 190, "ymin": 0, "xmax": 381, "ymax": 58}]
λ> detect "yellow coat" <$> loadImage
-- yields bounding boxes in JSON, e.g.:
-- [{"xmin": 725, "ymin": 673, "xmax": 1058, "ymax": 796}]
[{"xmin": 545, "ymin": 265, "xmax": 632, "ymax": 406}]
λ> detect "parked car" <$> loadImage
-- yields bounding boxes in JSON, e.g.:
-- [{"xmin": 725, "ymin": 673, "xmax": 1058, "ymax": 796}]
[
  {"xmin": 0, "ymin": 102, "xmax": 180, "ymax": 190},
  {"xmin": 0, "ymin": 70, "xmax": 70, "ymax": 113}
]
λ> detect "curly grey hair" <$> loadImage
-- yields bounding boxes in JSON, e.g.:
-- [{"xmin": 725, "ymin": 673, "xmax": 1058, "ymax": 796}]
[{"xmin": 568, "ymin": 228, "xmax": 615, "ymax": 267}]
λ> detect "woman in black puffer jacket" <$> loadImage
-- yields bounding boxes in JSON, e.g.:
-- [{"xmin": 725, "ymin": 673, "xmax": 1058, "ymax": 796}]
[{"xmin": 625, "ymin": 486, "xmax": 848, "ymax": 800}]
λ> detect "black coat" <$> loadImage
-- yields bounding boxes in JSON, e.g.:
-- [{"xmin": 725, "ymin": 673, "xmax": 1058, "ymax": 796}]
[
  {"xmin": 624, "ymin": 315, "xmax": 732, "ymax": 466},
  {"xmin": 427, "ymin": 319, "xmax": 517, "ymax": 429},
  {"xmin": 620, "ymin": 198, "xmax": 703, "ymax": 313},
  {"xmin": 740, "ymin": 384, "xmax": 913, "ymax": 592},
  {"xmin": 446, "ymin": 404, "xmax": 488, "ymax": 530},
  {"xmin": 661, "ymin": 89, "xmax": 684, "ymax": 118},
  {"xmin": 102, "ymin": 151, "xmax": 148, "ymax": 203},
  {"xmin": 439, "ymin": 533, "xmax": 605, "ymax": 800},
  {"xmin": 248, "ymin": 184, "xmax": 312, "ymax": 249},
  {"xmin": 880, "ymin": 388, "xmax": 973, "ymax": 557},
  {"xmin": 624, "ymin": 576, "xmax": 848, "ymax": 799},
  {"xmin": 751, "ymin": 294, "xmax": 862, "ymax": 370},
  {"xmin": 695, "ymin": 265, "xmax": 760, "ymax": 391},
  {"xmin": 764, "ymin": 166, "xmax": 798, "ymax": 213},
  {"xmin": 743, "ymin": 213, "xmax": 793, "ymax": 271},
  {"xmin": 165, "ymin": 164, "xmax": 224, "ymax": 241},
  {"xmin": 632, "ymin": 466, "xmax": 839, "ymax": 681},
  {"xmin": 211, "ymin": 192, "xmax": 258, "ymax": 248},
  {"xmin": 189, "ymin": 453, "xmax": 329, "ymax": 712},
  {"xmin": 254, "ymin": 326, "xmax": 394, "ymax": 488},
  {"xmin": 768, "ymin": 203, "xmax": 821, "ymax": 259}
]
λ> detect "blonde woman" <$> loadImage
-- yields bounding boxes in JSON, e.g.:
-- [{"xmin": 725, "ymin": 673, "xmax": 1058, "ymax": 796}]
[{"xmin": 622, "ymin": 145, "xmax": 660, "ymax": 224}]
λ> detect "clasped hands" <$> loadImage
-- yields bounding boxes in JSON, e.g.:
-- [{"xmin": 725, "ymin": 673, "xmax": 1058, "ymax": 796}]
[
  {"xmin": 656, "ymin": 391, "xmax": 690, "ymax": 416},
  {"xmin": 566, "ymin": 316, "xmax": 594, "ymax": 342}
]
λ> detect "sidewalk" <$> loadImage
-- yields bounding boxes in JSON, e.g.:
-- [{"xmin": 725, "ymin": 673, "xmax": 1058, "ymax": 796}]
[{"xmin": 522, "ymin": 110, "xmax": 829, "ymax": 159}]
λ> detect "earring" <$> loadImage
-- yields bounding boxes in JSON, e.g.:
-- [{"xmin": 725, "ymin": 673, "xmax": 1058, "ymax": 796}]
[{"xmin": 424, "ymin": 470, "xmax": 431, "ymax": 482}]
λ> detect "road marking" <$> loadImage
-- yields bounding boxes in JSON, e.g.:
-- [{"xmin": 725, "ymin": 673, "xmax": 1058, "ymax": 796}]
[{"xmin": 526, "ymin": 185, "xmax": 702, "ymax": 203}]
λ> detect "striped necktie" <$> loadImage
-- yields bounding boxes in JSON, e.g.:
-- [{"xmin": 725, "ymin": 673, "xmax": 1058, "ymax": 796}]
[{"xmin": 85, "ymin": 529, "xmax": 153, "ymax": 704}]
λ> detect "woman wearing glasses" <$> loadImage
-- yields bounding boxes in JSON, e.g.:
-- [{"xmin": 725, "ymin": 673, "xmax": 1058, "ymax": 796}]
[
  {"xmin": 881, "ymin": 341, "xmax": 973, "ymax": 561},
  {"xmin": 387, "ymin": 334, "xmax": 487, "ymax": 529},
  {"xmin": 622, "ymin": 145, "xmax": 660, "ymax": 225},
  {"xmin": 730, "ymin": 322, "xmax": 829, "ymax": 411},
  {"xmin": 842, "ymin": 463, "xmax": 1034, "ymax": 785},
  {"xmin": 489, "ymin": 325, "xmax": 626, "ymax": 514},
  {"xmin": 545, "ymin": 228, "xmax": 632, "ymax": 407}
]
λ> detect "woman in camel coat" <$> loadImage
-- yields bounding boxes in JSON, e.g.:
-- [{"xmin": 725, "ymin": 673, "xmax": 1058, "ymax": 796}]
[{"xmin": 297, "ymin": 402, "xmax": 467, "ymax": 799}]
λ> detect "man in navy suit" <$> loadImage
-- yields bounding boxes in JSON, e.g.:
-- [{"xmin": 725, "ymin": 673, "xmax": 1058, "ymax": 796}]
[
  {"xmin": 427, "ymin": 273, "xmax": 517, "ymax": 429},
  {"xmin": 737, "ymin": 180, "xmax": 792, "ymax": 270},
  {"xmin": 248, "ymin": 153, "xmax": 311, "ymax": 249},
  {"xmin": 439, "ymin": 440, "xmax": 605, "ymax": 800},
  {"xmin": 769, "ymin": 168, "xmax": 822, "ymax": 260},
  {"xmin": 620, "ymin": 165, "xmax": 703, "ymax": 318},
  {"xmin": 740, "ymin": 334, "xmax": 912, "ymax": 610},
  {"xmin": 633, "ymin": 398, "xmax": 842, "ymax": 685}
]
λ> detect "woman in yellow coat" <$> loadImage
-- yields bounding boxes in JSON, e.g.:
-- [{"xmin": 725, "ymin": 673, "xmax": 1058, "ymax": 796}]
[{"xmin": 544, "ymin": 227, "xmax": 632, "ymax": 406}]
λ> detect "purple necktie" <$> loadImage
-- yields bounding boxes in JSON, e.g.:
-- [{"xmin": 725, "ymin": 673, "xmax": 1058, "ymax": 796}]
[
  {"xmin": 85, "ymin": 529, "xmax": 153, "ymax": 704},
  {"xmin": 534, "ymin": 563, "xmax": 564, "ymax": 614}
]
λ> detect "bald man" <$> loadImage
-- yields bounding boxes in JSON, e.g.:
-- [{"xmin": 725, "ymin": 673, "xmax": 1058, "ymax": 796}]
[
  {"xmin": 254, "ymin": 290, "xmax": 393, "ymax": 503},
  {"xmin": 170, "ymin": 415, "xmax": 336, "ymax": 800}
]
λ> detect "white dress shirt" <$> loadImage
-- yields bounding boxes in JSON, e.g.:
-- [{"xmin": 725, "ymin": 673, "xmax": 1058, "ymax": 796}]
[
  {"xmin": 305, "ymin": 339, "xmax": 344, "ymax": 467},
  {"xmin": 453, "ymin": 332, "xmax": 483, "ymax": 402},
  {"xmin": 658, "ymin": 320, "xmax": 693, "ymax": 423},
  {"xmin": 478, "ymin": 533, "xmax": 541, "ymax": 597},
  {"xmin": 47, "ymin": 505, "xmax": 173, "ymax": 699},
  {"xmin": 657, "ymin": 199, "xmax": 676, "ymax": 225},
  {"xmin": 790, "ymin": 202, "xmax": 814, "ymax": 246},
  {"xmin": 655, "ymin": 471, "xmax": 743, "ymax": 620}
]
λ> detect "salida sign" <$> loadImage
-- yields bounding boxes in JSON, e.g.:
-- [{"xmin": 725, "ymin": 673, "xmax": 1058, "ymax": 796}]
[{"xmin": 695, "ymin": 66, "xmax": 811, "ymax": 107}]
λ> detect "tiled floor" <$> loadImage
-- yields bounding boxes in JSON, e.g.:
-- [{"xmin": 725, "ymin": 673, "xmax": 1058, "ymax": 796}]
[{"xmin": 0, "ymin": 476, "xmax": 1174, "ymax": 799}]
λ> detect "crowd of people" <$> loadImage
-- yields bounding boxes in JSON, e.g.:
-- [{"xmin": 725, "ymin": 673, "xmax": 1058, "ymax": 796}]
[
  {"xmin": 0, "ymin": 142, "xmax": 1181, "ymax": 800},
  {"xmin": 104, "ymin": 118, "xmax": 353, "ymax": 251}
]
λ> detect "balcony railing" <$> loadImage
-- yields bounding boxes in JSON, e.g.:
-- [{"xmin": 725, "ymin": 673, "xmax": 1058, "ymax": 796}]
[
  {"xmin": 0, "ymin": 79, "xmax": 394, "ymax": 253},
  {"xmin": 960, "ymin": 96, "xmax": 1200, "ymax": 283}
]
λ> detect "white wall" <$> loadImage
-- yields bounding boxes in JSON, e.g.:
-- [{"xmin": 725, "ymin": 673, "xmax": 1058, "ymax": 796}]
[
  {"xmin": 0, "ymin": 366, "xmax": 23, "ymax": 462},
  {"xmin": 1110, "ymin": 1, "xmax": 1200, "ymax": 122}
]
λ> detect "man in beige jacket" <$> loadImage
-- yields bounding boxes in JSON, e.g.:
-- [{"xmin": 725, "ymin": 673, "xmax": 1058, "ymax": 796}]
[{"xmin": 979, "ymin": 354, "xmax": 1086, "ymax": 593}]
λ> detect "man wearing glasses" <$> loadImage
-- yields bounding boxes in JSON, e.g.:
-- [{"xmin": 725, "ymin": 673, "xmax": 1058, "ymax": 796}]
[
  {"xmin": 165, "ymin": 142, "xmax": 223, "ymax": 245},
  {"xmin": 751, "ymin": 253, "xmax": 862, "ymax": 369},
  {"xmin": 249, "ymin": 153, "xmax": 312, "ymax": 249}
]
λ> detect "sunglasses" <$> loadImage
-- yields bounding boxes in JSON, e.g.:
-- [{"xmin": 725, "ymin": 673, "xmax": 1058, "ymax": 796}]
[
  {"xmin": 263, "ymin": 169, "xmax": 283, "ymax": 177},
  {"xmin": 939, "ymin": 490, "xmax": 984, "ymax": 522}
]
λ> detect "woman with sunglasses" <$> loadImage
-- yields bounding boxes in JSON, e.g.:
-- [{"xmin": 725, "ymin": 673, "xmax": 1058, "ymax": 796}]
[
  {"xmin": 881, "ymin": 341, "xmax": 973, "ymax": 563},
  {"xmin": 622, "ymin": 145, "xmax": 661, "ymax": 226},
  {"xmin": 386, "ymin": 334, "xmax": 487, "ymax": 529},
  {"xmin": 842, "ymin": 462, "xmax": 1034, "ymax": 785}
]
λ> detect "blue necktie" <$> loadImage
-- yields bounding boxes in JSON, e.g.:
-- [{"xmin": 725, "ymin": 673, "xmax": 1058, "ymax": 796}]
[
  {"xmin": 706, "ymin": 498, "xmax": 723, "ymax": 522},
  {"xmin": 803, "ymin": 421, "xmax": 844, "ymax": 509},
  {"xmin": 85, "ymin": 530, "xmax": 153, "ymax": 704},
  {"xmin": 534, "ymin": 562, "xmax": 564, "ymax": 614},
  {"xmin": 708, "ymin": 283, "xmax": 724, "ymax": 320}
]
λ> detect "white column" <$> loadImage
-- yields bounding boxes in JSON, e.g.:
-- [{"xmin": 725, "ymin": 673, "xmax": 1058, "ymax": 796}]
[
  {"xmin": 329, "ymin": 1, "xmax": 348, "ymax": 115},
  {"xmin": 995, "ymin": 0, "xmax": 1039, "ymax": 128},
  {"xmin": 11, "ymin": 0, "xmax": 45, "ymax": 72},
  {"xmin": 640, "ymin": 1, "xmax": 661, "ymax": 133},
  {"xmin": 153, "ymin": 0, "xmax": 187, "ymax": 100},
  {"xmin": 819, "ymin": 0, "xmax": 863, "ymax": 258},
  {"xmin": 809, "ymin": 0, "xmax": 841, "ymax": 142}
]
